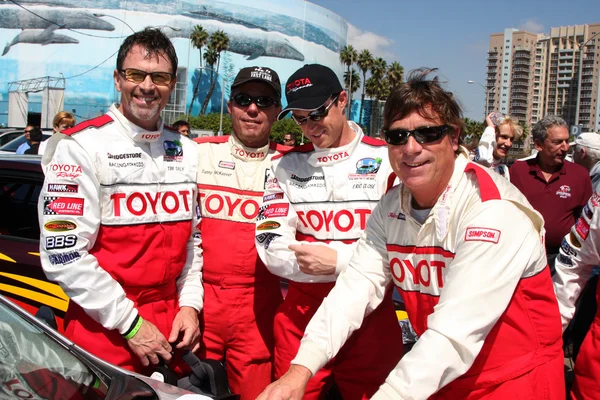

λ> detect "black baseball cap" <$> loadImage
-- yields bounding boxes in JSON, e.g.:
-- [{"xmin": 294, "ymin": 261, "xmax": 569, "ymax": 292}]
[
  {"xmin": 278, "ymin": 64, "xmax": 344, "ymax": 120},
  {"xmin": 231, "ymin": 66, "xmax": 281, "ymax": 100}
]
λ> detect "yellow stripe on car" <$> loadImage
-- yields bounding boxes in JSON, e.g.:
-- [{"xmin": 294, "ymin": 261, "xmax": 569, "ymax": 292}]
[
  {"xmin": 0, "ymin": 253, "xmax": 16, "ymax": 263},
  {"xmin": 0, "ymin": 272, "xmax": 69, "ymax": 301},
  {"xmin": 0, "ymin": 283, "xmax": 69, "ymax": 311}
]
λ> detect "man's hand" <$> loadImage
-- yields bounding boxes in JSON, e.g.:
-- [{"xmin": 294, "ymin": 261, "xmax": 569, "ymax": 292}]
[
  {"xmin": 256, "ymin": 365, "xmax": 312, "ymax": 400},
  {"xmin": 289, "ymin": 244, "xmax": 337, "ymax": 276},
  {"xmin": 126, "ymin": 319, "xmax": 172, "ymax": 367},
  {"xmin": 168, "ymin": 306, "xmax": 201, "ymax": 352}
]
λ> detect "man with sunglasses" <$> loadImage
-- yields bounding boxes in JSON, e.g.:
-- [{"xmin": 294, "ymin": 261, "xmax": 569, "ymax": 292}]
[
  {"xmin": 39, "ymin": 28, "xmax": 203, "ymax": 375},
  {"xmin": 195, "ymin": 66, "xmax": 288, "ymax": 399},
  {"xmin": 255, "ymin": 64, "xmax": 403, "ymax": 400},
  {"xmin": 258, "ymin": 68, "xmax": 563, "ymax": 400},
  {"xmin": 15, "ymin": 125, "xmax": 35, "ymax": 154}
]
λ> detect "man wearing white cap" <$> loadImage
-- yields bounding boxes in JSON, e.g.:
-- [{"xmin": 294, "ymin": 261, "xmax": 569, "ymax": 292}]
[{"xmin": 574, "ymin": 132, "xmax": 600, "ymax": 192}]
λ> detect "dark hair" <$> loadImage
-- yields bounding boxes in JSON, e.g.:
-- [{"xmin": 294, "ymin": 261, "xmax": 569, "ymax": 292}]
[
  {"xmin": 116, "ymin": 28, "xmax": 178, "ymax": 74},
  {"xmin": 28, "ymin": 127, "xmax": 43, "ymax": 142},
  {"xmin": 532, "ymin": 115, "xmax": 567, "ymax": 144},
  {"xmin": 383, "ymin": 68, "xmax": 465, "ymax": 140},
  {"xmin": 172, "ymin": 120, "xmax": 190, "ymax": 130}
]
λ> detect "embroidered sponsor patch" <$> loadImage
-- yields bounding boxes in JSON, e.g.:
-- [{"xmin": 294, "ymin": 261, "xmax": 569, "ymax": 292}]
[
  {"xmin": 464, "ymin": 227, "xmax": 501, "ymax": 244},
  {"xmin": 388, "ymin": 212, "xmax": 406, "ymax": 220},
  {"xmin": 48, "ymin": 163, "xmax": 82, "ymax": 179},
  {"xmin": 47, "ymin": 183, "xmax": 78, "ymax": 193},
  {"xmin": 355, "ymin": 157, "xmax": 382, "ymax": 174},
  {"xmin": 561, "ymin": 237, "xmax": 577, "ymax": 257},
  {"xmin": 257, "ymin": 221, "xmax": 280, "ymax": 231},
  {"xmin": 49, "ymin": 251, "xmax": 81, "ymax": 265},
  {"xmin": 570, "ymin": 231, "xmax": 582, "ymax": 248},
  {"xmin": 43, "ymin": 197, "xmax": 84, "ymax": 216},
  {"xmin": 262, "ymin": 203, "xmax": 289, "ymax": 218},
  {"xmin": 591, "ymin": 193, "xmax": 600, "ymax": 207},
  {"xmin": 45, "ymin": 234, "xmax": 77, "ymax": 250},
  {"xmin": 263, "ymin": 192, "xmax": 284, "ymax": 202},
  {"xmin": 556, "ymin": 185, "xmax": 572, "ymax": 199},
  {"xmin": 44, "ymin": 220, "xmax": 77, "ymax": 232},
  {"xmin": 218, "ymin": 160, "xmax": 235, "ymax": 170},
  {"xmin": 256, "ymin": 233, "xmax": 281, "ymax": 249},
  {"xmin": 584, "ymin": 204, "xmax": 593, "ymax": 220},
  {"xmin": 163, "ymin": 140, "xmax": 183, "ymax": 161},
  {"xmin": 557, "ymin": 253, "xmax": 573, "ymax": 266},
  {"xmin": 575, "ymin": 218, "xmax": 590, "ymax": 240}
]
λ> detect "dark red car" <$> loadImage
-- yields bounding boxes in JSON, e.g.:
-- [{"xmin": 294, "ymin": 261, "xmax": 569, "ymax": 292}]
[{"xmin": 0, "ymin": 154, "xmax": 68, "ymax": 331}]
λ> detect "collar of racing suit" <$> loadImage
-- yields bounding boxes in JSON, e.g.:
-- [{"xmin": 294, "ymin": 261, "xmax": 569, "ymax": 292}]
[
  {"xmin": 228, "ymin": 132, "xmax": 271, "ymax": 162},
  {"xmin": 108, "ymin": 104, "xmax": 164, "ymax": 143},
  {"xmin": 307, "ymin": 121, "xmax": 363, "ymax": 167},
  {"xmin": 399, "ymin": 148, "xmax": 470, "ymax": 241}
]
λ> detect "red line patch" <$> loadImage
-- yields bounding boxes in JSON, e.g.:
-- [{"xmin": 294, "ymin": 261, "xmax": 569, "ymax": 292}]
[{"xmin": 464, "ymin": 227, "xmax": 501, "ymax": 244}]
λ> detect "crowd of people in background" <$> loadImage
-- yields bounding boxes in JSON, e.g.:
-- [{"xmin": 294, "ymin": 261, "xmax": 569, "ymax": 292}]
[{"xmin": 14, "ymin": 26, "xmax": 600, "ymax": 399}]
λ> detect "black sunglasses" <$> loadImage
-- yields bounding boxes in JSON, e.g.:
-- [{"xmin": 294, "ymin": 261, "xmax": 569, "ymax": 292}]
[
  {"xmin": 120, "ymin": 68, "xmax": 175, "ymax": 86},
  {"xmin": 233, "ymin": 93, "xmax": 277, "ymax": 108},
  {"xmin": 383, "ymin": 125, "xmax": 453, "ymax": 146},
  {"xmin": 292, "ymin": 95, "xmax": 339, "ymax": 126}
]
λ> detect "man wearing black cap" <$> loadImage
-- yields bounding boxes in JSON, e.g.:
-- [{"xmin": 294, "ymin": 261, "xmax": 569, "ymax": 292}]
[
  {"xmin": 255, "ymin": 64, "xmax": 403, "ymax": 399},
  {"xmin": 195, "ymin": 66, "xmax": 288, "ymax": 399}
]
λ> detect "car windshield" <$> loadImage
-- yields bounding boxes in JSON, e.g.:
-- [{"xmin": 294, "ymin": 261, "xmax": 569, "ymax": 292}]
[
  {"xmin": 0, "ymin": 134, "xmax": 50, "ymax": 153},
  {"xmin": 0, "ymin": 300, "xmax": 108, "ymax": 399}
]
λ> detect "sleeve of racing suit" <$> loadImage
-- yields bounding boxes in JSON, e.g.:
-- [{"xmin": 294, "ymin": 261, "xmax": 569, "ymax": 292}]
[
  {"xmin": 474, "ymin": 126, "xmax": 495, "ymax": 167},
  {"xmin": 39, "ymin": 137, "xmax": 138, "ymax": 335},
  {"xmin": 176, "ymin": 185, "xmax": 204, "ymax": 311},
  {"xmin": 291, "ymin": 198, "xmax": 392, "ymax": 372},
  {"xmin": 255, "ymin": 165, "xmax": 356, "ymax": 283},
  {"xmin": 370, "ymin": 200, "xmax": 547, "ymax": 400},
  {"xmin": 553, "ymin": 197, "xmax": 599, "ymax": 331}
]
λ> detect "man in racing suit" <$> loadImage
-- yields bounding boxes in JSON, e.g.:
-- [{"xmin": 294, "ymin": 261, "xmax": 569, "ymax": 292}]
[
  {"xmin": 195, "ymin": 66, "xmax": 288, "ymax": 399},
  {"xmin": 38, "ymin": 28, "xmax": 203, "ymax": 375},
  {"xmin": 255, "ymin": 64, "xmax": 403, "ymax": 399},
  {"xmin": 554, "ymin": 194, "xmax": 600, "ymax": 400},
  {"xmin": 259, "ymin": 68, "xmax": 564, "ymax": 400}
]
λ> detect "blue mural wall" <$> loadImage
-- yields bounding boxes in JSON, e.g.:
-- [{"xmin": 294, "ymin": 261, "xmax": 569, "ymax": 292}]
[{"xmin": 0, "ymin": 0, "xmax": 348, "ymax": 125}]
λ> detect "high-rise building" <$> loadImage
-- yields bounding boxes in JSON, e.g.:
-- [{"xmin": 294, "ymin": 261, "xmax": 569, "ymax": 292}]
[{"xmin": 486, "ymin": 23, "xmax": 600, "ymax": 132}]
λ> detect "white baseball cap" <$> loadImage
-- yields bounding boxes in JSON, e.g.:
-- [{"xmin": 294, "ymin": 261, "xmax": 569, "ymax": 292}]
[{"xmin": 575, "ymin": 132, "xmax": 600, "ymax": 151}]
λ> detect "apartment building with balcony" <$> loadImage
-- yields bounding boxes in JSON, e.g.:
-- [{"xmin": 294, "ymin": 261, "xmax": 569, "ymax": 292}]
[{"xmin": 486, "ymin": 23, "xmax": 600, "ymax": 132}]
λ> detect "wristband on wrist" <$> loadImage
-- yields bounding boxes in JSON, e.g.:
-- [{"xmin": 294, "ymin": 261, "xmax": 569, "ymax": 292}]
[{"xmin": 122, "ymin": 315, "xmax": 143, "ymax": 340}]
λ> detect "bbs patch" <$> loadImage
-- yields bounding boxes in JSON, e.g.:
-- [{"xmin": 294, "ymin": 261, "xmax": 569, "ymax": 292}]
[{"xmin": 45, "ymin": 234, "xmax": 77, "ymax": 250}]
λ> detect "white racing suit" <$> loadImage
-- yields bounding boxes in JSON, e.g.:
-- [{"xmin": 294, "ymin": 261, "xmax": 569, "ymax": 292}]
[
  {"xmin": 0, "ymin": 321, "xmax": 98, "ymax": 399},
  {"xmin": 554, "ymin": 193, "xmax": 600, "ymax": 400},
  {"xmin": 294, "ymin": 152, "xmax": 564, "ymax": 399},
  {"xmin": 38, "ymin": 105, "xmax": 203, "ymax": 375},
  {"xmin": 256, "ymin": 123, "xmax": 404, "ymax": 399}
]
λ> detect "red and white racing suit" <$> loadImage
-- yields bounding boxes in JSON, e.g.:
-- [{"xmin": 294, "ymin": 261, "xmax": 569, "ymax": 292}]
[
  {"xmin": 294, "ymin": 152, "xmax": 564, "ymax": 399},
  {"xmin": 554, "ymin": 193, "xmax": 600, "ymax": 400},
  {"xmin": 38, "ymin": 105, "xmax": 203, "ymax": 375},
  {"xmin": 256, "ymin": 123, "xmax": 403, "ymax": 399},
  {"xmin": 195, "ymin": 134, "xmax": 287, "ymax": 400}
]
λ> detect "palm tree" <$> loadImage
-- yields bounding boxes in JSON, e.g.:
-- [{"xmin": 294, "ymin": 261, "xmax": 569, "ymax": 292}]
[
  {"xmin": 188, "ymin": 25, "xmax": 209, "ymax": 117},
  {"xmin": 200, "ymin": 48, "xmax": 218, "ymax": 116},
  {"xmin": 357, "ymin": 49, "xmax": 373, "ymax": 125},
  {"xmin": 387, "ymin": 61, "xmax": 404, "ymax": 91},
  {"xmin": 339, "ymin": 45, "xmax": 357, "ymax": 116},
  {"xmin": 371, "ymin": 57, "xmax": 387, "ymax": 81},
  {"xmin": 344, "ymin": 68, "xmax": 361, "ymax": 99},
  {"xmin": 201, "ymin": 30, "xmax": 229, "ymax": 115}
]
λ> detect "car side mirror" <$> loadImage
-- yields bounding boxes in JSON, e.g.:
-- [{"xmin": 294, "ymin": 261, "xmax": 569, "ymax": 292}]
[{"xmin": 35, "ymin": 306, "xmax": 58, "ymax": 330}]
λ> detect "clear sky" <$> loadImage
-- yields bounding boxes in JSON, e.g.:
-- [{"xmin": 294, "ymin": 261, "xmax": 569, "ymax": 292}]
[{"xmin": 309, "ymin": 0, "xmax": 599, "ymax": 122}]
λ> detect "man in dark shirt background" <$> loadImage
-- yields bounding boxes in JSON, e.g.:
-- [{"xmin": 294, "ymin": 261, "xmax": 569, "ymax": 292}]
[
  {"xmin": 24, "ymin": 127, "xmax": 43, "ymax": 155},
  {"xmin": 510, "ymin": 115, "xmax": 592, "ymax": 274}
]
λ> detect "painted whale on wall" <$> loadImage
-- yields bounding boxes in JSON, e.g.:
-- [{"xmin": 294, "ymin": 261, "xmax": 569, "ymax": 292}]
[
  {"xmin": 3, "ymin": 26, "xmax": 79, "ymax": 56},
  {"xmin": 0, "ymin": 6, "xmax": 115, "ymax": 31}
]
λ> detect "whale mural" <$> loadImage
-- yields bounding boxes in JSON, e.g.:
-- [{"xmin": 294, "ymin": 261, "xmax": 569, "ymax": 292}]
[{"xmin": 0, "ymin": 0, "xmax": 347, "ymax": 125}]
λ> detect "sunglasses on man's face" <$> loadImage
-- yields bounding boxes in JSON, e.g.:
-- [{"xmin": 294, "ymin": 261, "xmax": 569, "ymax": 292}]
[
  {"xmin": 120, "ymin": 68, "xmax": 175, "ymax": 86},
  {"xmin": 233, "ymin": 93, "xmax": 277, "ymax": 108},
  {"xmin": 291, "ymin": 95, "xmax": 339, "ymax": 126},
  {"xmin": 383, "ymin": 125, "xmax": 453, "ymax": 146}
]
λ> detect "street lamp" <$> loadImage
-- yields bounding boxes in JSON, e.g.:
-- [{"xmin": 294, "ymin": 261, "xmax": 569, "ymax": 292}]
[
  {"xmin": 574, "ymin": 31, "xmax": 600, "ymax": 129},
  {"xmin": 467, "ymin": 80, "xmax": 491, "ymax": 118}
]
